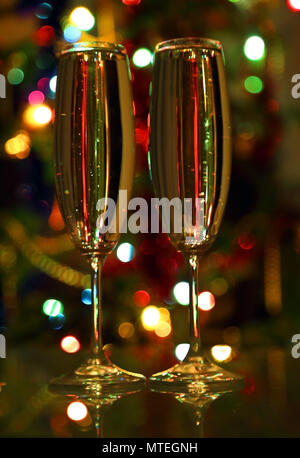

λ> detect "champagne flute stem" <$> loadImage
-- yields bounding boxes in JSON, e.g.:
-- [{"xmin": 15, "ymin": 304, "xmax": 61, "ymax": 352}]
[
  {"xmin": 188, "ymin": 254, "xmax": 202, "ymax": 356},
  {"xmin": 90, "ymin": 256, "xmax": 105, "ymax": 357}
]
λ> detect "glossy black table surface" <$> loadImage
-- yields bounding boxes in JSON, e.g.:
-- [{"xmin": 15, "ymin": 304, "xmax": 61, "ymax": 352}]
[{"xmin": 0, "ymin": 344, "xmax": 298, "ymax": 438}]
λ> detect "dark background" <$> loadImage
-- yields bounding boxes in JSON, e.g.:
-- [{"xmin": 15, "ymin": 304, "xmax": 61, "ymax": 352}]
[{"xmin": 0, "ymin": 0, "xmax": 299, "ymax": 374}]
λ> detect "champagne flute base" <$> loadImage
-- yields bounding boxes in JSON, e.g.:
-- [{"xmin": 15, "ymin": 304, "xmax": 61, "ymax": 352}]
[
  {"xmin": 149, "ymin": 355, "xmax": 244, "ymax": 395},
  {"xmin": 49, "ymin": 357, "xmax": 146, "ymax": 396}
]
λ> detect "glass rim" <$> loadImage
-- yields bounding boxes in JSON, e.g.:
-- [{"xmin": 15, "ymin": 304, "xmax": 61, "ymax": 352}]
[
  {"xmin": 155, "ymin": 37, "xmax": 222, "ymax": 53},
  {"xmin": 60, "ymin": 41, "xmax": 126, "ymax": 56}
]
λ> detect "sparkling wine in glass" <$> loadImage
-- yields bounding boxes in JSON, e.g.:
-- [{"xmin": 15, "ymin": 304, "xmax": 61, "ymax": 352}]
[
  {"xmin": 51, "ymin": 42, "xmax": 145, "ymax": 392},
  {"xmin": 148, "ymin": 38, "xmax": 243, "ymax": 392}
]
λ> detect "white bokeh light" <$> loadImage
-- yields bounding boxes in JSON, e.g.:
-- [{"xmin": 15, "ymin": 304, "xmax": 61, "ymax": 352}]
[
  {"xmin": 173, "ymin": 281, "xmax": 189, "ymax": 305},
  {"xmin": 116, "ymin": 242, "xmax": 135, "ymax": 263},
  {"xmin": 244, "ymin": 35, "xmax": 265, "ymax": 61},
  {"xmin": 49, "ymin": 75, "xmax": 57, "ymax": 93},
  {"xmin": 175, "ymin": 343, "xmax": 190, "ymax": 361}
]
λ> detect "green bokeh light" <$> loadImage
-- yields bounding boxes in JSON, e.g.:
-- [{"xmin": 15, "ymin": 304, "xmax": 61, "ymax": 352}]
[
  {"xmin": 7, "ymin": 68, "xmax": 24, "ymax": 85},
  {"xmin": 42, "ymin": 298, "xmax": 64, "ymax": 317},
  {"xmin": 244, "ymin": 76, "xmax": 264, "ymax": 94}
]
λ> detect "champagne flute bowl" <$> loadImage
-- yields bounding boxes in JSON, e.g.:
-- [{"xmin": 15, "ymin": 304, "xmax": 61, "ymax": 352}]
[
  {"xmin": 148, "ymin": 37, "xmax": 243, "ymax": 393},
  {"xmin": 51, "ymin": 42, "xmax": 145, "ymax": 393}
]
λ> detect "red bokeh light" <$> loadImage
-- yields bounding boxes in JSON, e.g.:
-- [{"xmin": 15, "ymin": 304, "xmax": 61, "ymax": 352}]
[
  {"xmin": 122, "ymin": 0, "xmax": 141, "ymax": 5},
  {"xmin": 238, "ymin": 233, "xmax": 256, "ymax": 251},
  {"xmin": 133, "ymin": 290, "xmax": 150, "ymax": 307},
  {"xmin": 37, "ymin": 77, "xmax": 50, "ymax": 92},
  {"xmin": 34, "ymin": 25, "xmax": 55, "ymax": 46},
  {"xmin": 287, "ymin": 0, "xmax": 300, "ymax": 12}
]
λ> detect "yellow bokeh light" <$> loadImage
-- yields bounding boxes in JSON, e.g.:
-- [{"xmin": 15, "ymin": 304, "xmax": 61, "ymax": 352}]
[
  {"xmin": 198, "ymin": 291, "xmax": 215, "ymax": 311},
  {"xmin": 141, "ymin": 306, "xmax": 160, "ymax": 330},
  {"xmin": 158, "ymin": 307, "xmax": 170, "ymax": 322},
  {"xmin": 210, "ymin": 277, "xmax": 228, "ymax": 296},
  {"xmin": 33, "ymin": 105, "xmax": 52, "ymax": 124},
  {"xmin": 67, "ymin": 401, "xmax": 88, "ymax": 421},
  {"xmin": 23, "ymin": 104, "xmax": 52, "ymax": 128},
  {"xmin": 70, "ymin": 7, "xmax": 95, "ymax": 31},
  {"xmin": 118, "ymin": 322, "xmax": 135, "ymax": 338},
  {"xmin": 211, "ymin": 344, "xmax": 232, "ymax": 362},
  {"xmin": 154, "ymin": 321, "xmax": 171, "ymax": 338},
  {"xmin": 4, "ymin": 131, "xmax": 31, "ymax": 159}
]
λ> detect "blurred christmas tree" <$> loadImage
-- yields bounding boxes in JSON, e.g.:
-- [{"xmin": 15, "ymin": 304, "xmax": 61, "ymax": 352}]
[{"xmin": 0, "ymin": 0, "xmax": 299, "ymax": 371}]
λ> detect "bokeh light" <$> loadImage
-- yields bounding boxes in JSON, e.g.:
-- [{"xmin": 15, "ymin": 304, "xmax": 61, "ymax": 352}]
[
  {"xmin": 35, "ymin": 2, "xmax": 53, "ymax": 19},
  {"xmin": 158, "ymin": 307, "xmax": 170, "ymax": 321},
  {"xmin": 244, "ymin": 76, "xmax": 264, "ymax": 94},
  {"xmin": 67, "ymin": 401, "xmax": 88, "ymax": 421},
  {"xmin": 175, "ymin": 343, "xmax": 190, "ymax": 361},
  {"xmin": 133, "ymin": 290, "xmax": 150, "ymax": 307},
  {"xmin": 238, "ymin": 232, "xmax": 256, "ymax": 250},
  {"xmin": 211, "ymin": 344, "xmax": 232, "ymax": 362},
  {"xmin": 141, "ymin": 306, "xmax": 160, "ymax": 330},
  {"xmin": 49, "ymin": 313, "xmax": 65, "ymax": 330},
  {"xmin": 4, "ymin": 131, "xmax": 31, "ymax": 159},
  {"xmin": 28, "ymin": 90, "xmax": 45, "ymax": 105},
  {"xmin": 42, "ymin": 298, "xmax": 64, "ymax": 317},
  {"xmin": 244, "ymin": 35, "xmax": 265, "ymax": 61},
  {"xmin": 7, "ymin": 68, "xmax": 24, "ymax": 85},
  {"xmin": 122, "ymin": 0, "xmax": 141, "ymax": 5},
  {"xmin": 61, "ymin": 336, "xmax": 80, "ymax": 353},
  {"xmin": 37, "ymin": 77, "xmax": 50, "ymax": 92},
  {"xmin": 287, "ymin": 0, "xmax": 300, "ymax": 11},
  {"xmin": 49, "ymin": 75, "xmax": 57, "ymax": 93},
  {"xmin": 118, "ymin": 322, "xmax": 135, "ymax": 338},
  {"xmin": 132, "ymin": 48, "xmax": 153, "ymax": 68},
  {"xmin": 81, "ymin": 289, "xmax": 92, "ymax": 305},
  {"xmin": 154, "ymin": 321, "xmax": 171, "ymax": 338},
  {"xmin": 198, "ymin": 291, "xmax": 215, "ymax": 311},
  {"xmin": 70, "ymin": 7, "xmax": 95, "ymax": 31},
  {"xmin": 63, "ymin": 25, "xmax": 81, "ymax": 43},
  {"xmin": 210, "ymin": 277, "xmax": 228, "ymax": 296},
  {"xmin": 34, "ymin": 104, "xmax": 52, "ymax": 124},
  {"xmin": 36, "ymin": 52, "xmax": 55, "ymax": 70},
  {"xmin": 23, "ymin": 104, "xmax": 52, "ymax": 127},
  {"xmin": 116, "ymin": 243, "xmax": 135, "ymax": 262},
  {"xmin": 35, "ymin": 25, "xmax": 55, "ymax": 46},
  {"xmin": 173, "ymin": 281, "xmax": 189, "ymax": 305}
]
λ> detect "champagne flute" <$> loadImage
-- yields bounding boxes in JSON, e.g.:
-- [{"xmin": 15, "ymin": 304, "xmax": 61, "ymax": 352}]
[
  {"xmin": 148, "ymin": 38, "xmax": 243, "ymax": 392},
  {"xmin": 51, "ymin": 42, "xmax": 145, "ymax": 392}
]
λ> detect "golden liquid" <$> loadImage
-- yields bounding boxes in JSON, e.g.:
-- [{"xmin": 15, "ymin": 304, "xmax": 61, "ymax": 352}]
[
  {"xmin": 54, "ymin": 45, "xmax": 135, "ymax": 256},
  {"xmin": 149, "ymin": 42, "xmax": 231, "ymax": 253}
]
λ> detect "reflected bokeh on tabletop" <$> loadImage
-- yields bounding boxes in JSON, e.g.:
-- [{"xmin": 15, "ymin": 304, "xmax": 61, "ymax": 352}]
[
  {"xmin": 1, "ymin": 346, "xmax": 300, "ymax": 436},
  {"xmin": 47, "ymin": 387, "xmax": 141, "ymax": 438}
]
